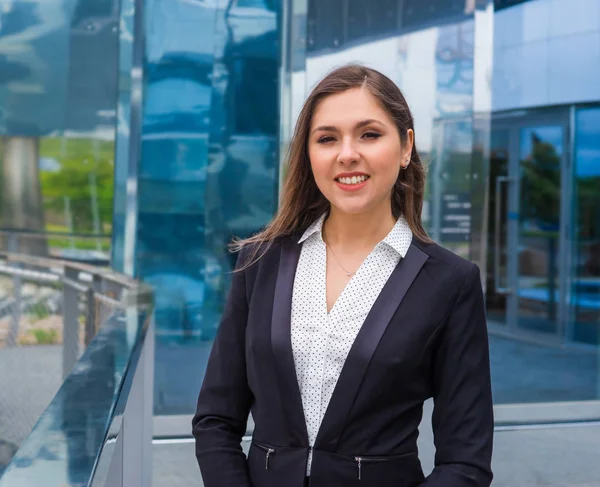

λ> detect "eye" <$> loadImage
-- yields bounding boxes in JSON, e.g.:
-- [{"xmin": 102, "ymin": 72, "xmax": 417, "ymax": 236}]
[
  {"xmin": 362, "ymin": 131, "xmax": 381, "ymax": 140},
  {"xmin": 317, "ymin": 136, "xmax": 336, "ymax": 144}
]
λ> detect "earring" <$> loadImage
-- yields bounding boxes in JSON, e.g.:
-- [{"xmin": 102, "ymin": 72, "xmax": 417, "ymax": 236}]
[{"xmin": 401, "ymin": 157, "xmax": 410, "ymax": 170}]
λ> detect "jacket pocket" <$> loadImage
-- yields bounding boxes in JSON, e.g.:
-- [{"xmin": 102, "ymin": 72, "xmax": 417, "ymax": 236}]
[
  {"xmin": 247, "ymin": 442, "xmax": 308, "ymax": 486},
  {"xmin": 353, "ymin": 452, "xmax": 416, "ymax": 480}
]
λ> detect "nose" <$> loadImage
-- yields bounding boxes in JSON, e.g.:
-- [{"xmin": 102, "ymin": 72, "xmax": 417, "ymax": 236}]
[{"xmin": 336, "ymin": 137, "xmax": 359, "ymax": 165}]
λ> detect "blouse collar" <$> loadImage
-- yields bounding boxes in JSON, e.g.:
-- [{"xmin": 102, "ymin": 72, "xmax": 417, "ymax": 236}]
[{"xmin": 298, "ymin": 213, "xmax": 413, "ymax": 258}]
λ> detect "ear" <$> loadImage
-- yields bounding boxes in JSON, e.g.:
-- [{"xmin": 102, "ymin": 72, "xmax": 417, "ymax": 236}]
[{"xmin": 402, "ymin": 129, "xmax": 415, "ymax": 169}]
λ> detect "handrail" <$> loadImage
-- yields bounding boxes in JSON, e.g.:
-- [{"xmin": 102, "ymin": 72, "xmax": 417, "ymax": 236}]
[{"xmin": 0, "ymin": 251, "xmax": 136, "ymax": 286}]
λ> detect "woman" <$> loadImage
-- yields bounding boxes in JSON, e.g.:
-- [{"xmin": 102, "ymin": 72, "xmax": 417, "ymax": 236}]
[{"xmin": 192, "ymin": 64, "xmax": 494, "ymax": 487}]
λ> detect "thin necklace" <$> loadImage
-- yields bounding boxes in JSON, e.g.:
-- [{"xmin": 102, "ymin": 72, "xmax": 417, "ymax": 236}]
[{"xmin": 325, "ymin": 241, "xmax": 356, "ymax": 277}]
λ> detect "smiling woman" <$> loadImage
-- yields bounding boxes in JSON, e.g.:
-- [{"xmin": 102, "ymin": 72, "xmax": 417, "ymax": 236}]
[{"xmin": 192, "ymin": 64, "xmax": 494, "ymax": 487}]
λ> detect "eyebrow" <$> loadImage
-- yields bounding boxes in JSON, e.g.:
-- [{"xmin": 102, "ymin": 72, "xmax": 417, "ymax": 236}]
[{"xmin": 311, "ymin": 119, "xmax": 383, "ymax": 135}]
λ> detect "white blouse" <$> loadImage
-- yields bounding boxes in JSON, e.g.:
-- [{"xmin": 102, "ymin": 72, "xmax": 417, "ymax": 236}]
[{"xmin": 291, "ymin": 214, "xmax": 413, "ymax": 474}]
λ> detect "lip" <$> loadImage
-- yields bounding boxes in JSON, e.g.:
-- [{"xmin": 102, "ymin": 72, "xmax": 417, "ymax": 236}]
[{"xmin": 334, "ymin": 172, "xmax": 370, "ymax": 192}]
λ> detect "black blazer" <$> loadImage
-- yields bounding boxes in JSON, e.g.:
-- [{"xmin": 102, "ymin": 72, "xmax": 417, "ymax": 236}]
[{"xmin": 192, "ymin": 236, "xmax": 494, "ymax": 487}]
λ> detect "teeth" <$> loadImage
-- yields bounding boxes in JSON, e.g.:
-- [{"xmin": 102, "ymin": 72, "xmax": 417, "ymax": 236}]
[{"xmin": 337, "ymin": 175, "xmax": 368, "ymax": 185}]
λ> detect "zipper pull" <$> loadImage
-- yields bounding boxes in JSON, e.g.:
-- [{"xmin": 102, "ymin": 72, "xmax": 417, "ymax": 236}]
[
  {"xmin": 355, "ymin": 457, "xmax": 362, "ymax": 480},
  {"xmin": 265, "ymin": 448, "xmax": 275, "ymax": 470}
]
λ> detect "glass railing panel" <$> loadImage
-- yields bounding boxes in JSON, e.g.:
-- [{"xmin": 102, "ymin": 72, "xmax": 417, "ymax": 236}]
[{"xmin": 0, "ymin": 283, "xmax": 153, "ymax": 487}]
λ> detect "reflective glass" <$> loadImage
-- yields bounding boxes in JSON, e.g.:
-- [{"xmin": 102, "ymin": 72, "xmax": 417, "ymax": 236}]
[
  {"xmin": 138, "ymin": 0, "xmax": 281, "ymax": 414},
  {"xmin": 297, "ymin": 0, "xmax": 600, "ymax": 416},
  {"xmin": 0, "ymin": 0, "xmax": 119, "ymax": 476},
  {"xmin": 517, "ymin": 125, "xmax": 563, "ymax": 335},
  {"xmin": 571, "ymin": 107, "xmax": 600, "ymax": 345},
  {"xmin": 0, "ymin": 0, "xmax": 118, "ymax": 261}
]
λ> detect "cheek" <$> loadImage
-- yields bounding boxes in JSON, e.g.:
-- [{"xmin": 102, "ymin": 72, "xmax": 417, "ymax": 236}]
[
  {"xmin": 309, "ymin": 151, "xmax": 332, "ymax": 184},
  {"xmin": 371, "ymin": 149, "xmax": 401, "ymax": 186}
]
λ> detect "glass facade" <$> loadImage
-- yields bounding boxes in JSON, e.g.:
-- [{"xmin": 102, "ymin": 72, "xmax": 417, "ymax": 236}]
[
  {"xmin": 0, "ymin": 0, "xmax": 282, "ymax": 419},
  {"xmin": 0, "ymin": 0, "xmax": 117, "ymax": 260},
  {"xmin": 286, "ymin": 0, "xmax": 600, "ymax": 412},
  {"xmin": 136, "ymin": 0, "xmax": 281, "ymax": 414},
  {"xmin": 0, "ymin": 0, "xmax": 121, "ymax": 475},
  {"xmin": 282, "ymin": 0, "xmax": 599, "ymax": 481},
  {"xmin": 572, "ymin": 107, "xmax": 600, "ymax": 344}
]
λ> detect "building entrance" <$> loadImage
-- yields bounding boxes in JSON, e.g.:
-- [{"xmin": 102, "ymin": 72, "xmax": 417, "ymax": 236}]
[{"xmin": 486, "ymin": 112, "xmax": 570, "ymax": 344}]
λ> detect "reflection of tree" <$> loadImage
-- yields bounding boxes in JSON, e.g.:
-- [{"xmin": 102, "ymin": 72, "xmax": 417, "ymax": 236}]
[
  {"xmin": 520, "ymin": 133, "xmax": 561, "ymax": 321},
  {"xmin": 40, "ymin": 139, "xmax": 114, "ymax": 233},
  {"xmin": 520, "ymin": 134, "xmax": 561, "ymax": 229},
  {"xmin": 576, "ymin": 177, "xmax": 600, "ymax": 238}
]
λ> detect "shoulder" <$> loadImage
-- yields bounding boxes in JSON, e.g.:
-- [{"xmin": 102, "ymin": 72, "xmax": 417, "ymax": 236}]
[
  {"xmin": 412, "ymin": 239, "xmax": 480, "ymax": 287},
  {"xmin": 234, "ymin": 235, "xmax": 296, "ymax": 274}
]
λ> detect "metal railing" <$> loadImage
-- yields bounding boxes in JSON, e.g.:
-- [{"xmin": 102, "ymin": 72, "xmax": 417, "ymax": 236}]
[
  {"xmin": 0, "ymin": 252, "xmax": 125, "ymax": 378},
  {"xmin": 0, "ymin": 251, "xmax": 154, "ymax": 487}
]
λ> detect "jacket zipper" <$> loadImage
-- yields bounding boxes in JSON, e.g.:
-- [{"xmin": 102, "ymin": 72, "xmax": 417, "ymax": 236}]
[
  {"xmin": 354, "ymin": 456, "xmax": 398, "ymax": 480},
  {"xmin": 254, "ymin": 442, "xmax": 276, "ymax": 470},
  {"xmin": 355, "ymin": 457, "xmax": 362, "ymax": 480}
]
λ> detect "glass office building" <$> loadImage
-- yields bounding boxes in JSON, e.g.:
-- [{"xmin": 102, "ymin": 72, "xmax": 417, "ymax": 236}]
[
  {"xmin": 282, "ymin": 0, "xmax": 600, "ymax": 403},
  {"xmin": 1, "ymin": 0, "xmax": 599, "ymax": 483}
]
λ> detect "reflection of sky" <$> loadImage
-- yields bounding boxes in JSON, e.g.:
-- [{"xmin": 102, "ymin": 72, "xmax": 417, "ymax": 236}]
[
  {"xmin": 39, "ymin": 156, "xmax": 60, "ymax": 172},
  {"xmin": 144, "ymin": 79, "xmax": 211, "ymax": 119},
  {"xmin": 304, "ymin": 18, "xmax": 474, "ymax": 154},
  {"xmin": 145, "ymin": 0, "xmax": 216, "ymax": 62},
  {"xmin": 305, "ymin": 31, "xmax": 438, "ymax": 153},
  {"xmin": 576, "ymin": 108, "xmax": 600, "ymax": 178}
]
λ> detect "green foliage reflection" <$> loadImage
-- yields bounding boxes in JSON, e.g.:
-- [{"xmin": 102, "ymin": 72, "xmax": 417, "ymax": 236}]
[{"xmin": 39, "ymin": 137, "xmax": 114, "ymax": 234}]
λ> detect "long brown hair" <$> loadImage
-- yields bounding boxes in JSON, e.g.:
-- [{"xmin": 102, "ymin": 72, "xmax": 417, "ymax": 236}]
[{"xmin": 233, "ymin": 64, "xmax": 431, "ymax": 268}]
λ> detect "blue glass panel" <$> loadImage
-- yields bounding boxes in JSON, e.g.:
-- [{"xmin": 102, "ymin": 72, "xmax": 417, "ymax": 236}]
[
  {"xmin": 572, "ymin": 107, "xmax": 600, "ymax": 345},
  {"xmin": 138, "ymin": 0, "xmax": 281, "ymax": 414},
  {"xmin": 0, "ymin": 0, "xmax": 118, "ymax": 260},
  {"xmin": 0, "ymin": 0, "xmax": 119, "ymax": 136}
]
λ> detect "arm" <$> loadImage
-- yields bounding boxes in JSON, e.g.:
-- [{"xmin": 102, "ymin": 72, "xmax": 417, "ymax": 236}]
[
  {"xmin": 192, "ymin": 248, "xmax": 253, "ymax": 487},
  {"xmin": 420, "ymin": 264, "xmax": 494, "ymax": 487}
]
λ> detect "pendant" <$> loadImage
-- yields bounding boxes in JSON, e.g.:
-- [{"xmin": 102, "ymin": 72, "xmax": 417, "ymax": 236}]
[{"xmin": 347, "ymin": 272, "xmax": 352, "ymax": 277}]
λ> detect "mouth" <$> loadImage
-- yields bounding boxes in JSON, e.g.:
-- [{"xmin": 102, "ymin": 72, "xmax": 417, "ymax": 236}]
[{"xmin": 334, "ymin": 174, "xmax": 370, "ymax": 186}]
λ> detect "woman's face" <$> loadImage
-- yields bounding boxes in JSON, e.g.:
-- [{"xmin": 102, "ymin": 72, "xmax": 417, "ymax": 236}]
[{"xmin": 308, "ymin": 87, "xmax": 413, "ymax": 217}]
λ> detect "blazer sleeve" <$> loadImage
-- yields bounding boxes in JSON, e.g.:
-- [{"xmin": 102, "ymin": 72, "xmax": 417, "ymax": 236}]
[
  {"xmin": 192, "ymin": 247, "xmax": 253, "ymax": 487},
  {"xmin": 420, "ymin": 263, "xmax": 494, "ymax": 487}
]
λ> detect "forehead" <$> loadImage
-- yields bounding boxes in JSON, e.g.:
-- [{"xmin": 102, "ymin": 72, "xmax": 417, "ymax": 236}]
[{"xmin": 311, "ymin": 87, "xmax": 393, "ymax": 127}]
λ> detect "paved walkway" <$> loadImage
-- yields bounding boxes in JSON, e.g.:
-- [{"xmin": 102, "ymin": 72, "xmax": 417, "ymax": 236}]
[{"xmin": 0, "ymin": 345, "xmax": 63, "ymax": 474}]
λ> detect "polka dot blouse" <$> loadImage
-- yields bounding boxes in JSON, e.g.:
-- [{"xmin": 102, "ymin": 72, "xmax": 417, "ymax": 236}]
[{"xmin": 291, "ymin": 213, "xmax": 413, "ymax": 474}]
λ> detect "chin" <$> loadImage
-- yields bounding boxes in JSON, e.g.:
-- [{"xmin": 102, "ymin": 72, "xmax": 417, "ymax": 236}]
[{"xmin": 330, "ymin": 200, "xmax": 373, "ymax": 216}]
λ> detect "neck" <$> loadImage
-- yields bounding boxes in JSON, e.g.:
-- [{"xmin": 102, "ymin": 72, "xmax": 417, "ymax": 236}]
[{"xmin": 323, "ymin": 203, "xmax": 396, "ymax": 251}]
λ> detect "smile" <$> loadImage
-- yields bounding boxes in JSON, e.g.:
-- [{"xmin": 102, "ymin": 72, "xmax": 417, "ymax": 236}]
[{"xmin": 335, "ymin": 175, "xmax": 370, "ymax": 185}]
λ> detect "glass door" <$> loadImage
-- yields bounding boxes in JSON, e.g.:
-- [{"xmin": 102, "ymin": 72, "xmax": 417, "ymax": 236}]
[
  {"xmin": 487, "ymin": 120, "xmax": 568, "ymax": 342},
  {"xmin": 514, "ymin": 125, "xmax": 565, "ymax": 336}
]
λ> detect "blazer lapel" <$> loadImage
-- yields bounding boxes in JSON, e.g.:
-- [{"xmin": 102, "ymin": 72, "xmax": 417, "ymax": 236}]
[
  {"xmin": 314, "ymin": 243, "xmax": 429, "ymax": 450},
  {"xmin": 270, "ymin": 237, "xmax": 309, "ymax": 445}
]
